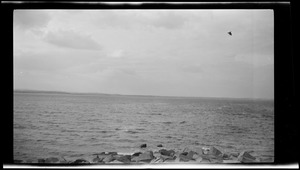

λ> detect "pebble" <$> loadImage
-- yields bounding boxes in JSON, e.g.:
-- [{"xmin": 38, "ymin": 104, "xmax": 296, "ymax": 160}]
[{"xmin": 140, "ymin": 144, "xmax": 147, "ymax": 148}]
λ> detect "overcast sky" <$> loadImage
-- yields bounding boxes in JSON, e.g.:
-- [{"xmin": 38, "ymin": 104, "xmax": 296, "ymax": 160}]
[{"xmin": 13, "ymin": 10, "xmax": 274, "ymax": 99}]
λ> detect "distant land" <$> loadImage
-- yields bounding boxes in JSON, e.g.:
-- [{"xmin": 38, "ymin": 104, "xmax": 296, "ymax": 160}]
[{"xmin": 13, "ymin": 89, "xmax": 274, "ymax": 101}]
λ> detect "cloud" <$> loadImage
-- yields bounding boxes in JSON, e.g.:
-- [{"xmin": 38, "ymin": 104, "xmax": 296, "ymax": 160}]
[
  {"xmin": 180, "ymin": 65, "xmax": 204, "ymax": 73},
  {"xmin": 14, "ymin": 10, "xmax": 51, "ymax": 30},
  {"xmin": 93, "ymin": 10, "xmax": 191, "ymax": 30},
  {"xmin": 44, "ymin": 29, "xmax": 102, "ymax": 50}
]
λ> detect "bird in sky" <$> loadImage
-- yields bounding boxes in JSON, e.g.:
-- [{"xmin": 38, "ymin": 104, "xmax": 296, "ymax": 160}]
[{"xmin": 228, "ymin": 31, "xmax": 232, "ymax": 36}]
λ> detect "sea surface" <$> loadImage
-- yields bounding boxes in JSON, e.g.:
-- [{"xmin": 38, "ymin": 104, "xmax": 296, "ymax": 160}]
[{"xmin": 13, "ymin": 92, "xmax": 274, "ymax": 161}]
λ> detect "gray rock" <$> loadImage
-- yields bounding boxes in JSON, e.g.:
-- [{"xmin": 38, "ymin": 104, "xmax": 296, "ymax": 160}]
[
  {"xmin": 160, "ymin": 154, "xmax": 175, "ymax": 161},
  {"xmin": 237, "ymin": 151, "xmax": 257, "ymax": 163},
  {"xmin": 179, "ymin": 152, "xmax": 191, "ymax": 162},
  {"xmin": 108, "ymin": 152, "xmax": 118, "ymax": 156},
  {"xmin": 45, "ymin": 157, "xmax": 60, "ymax": 163},
  {"xmin": 200, "ymin": 157, "xmax": 211, "ymax": 163},
  {"xmin": 38, "ymin": 159, "xmax": 45, "ymax": 163},
  {"xmin": 132, "ymin": 152, "xmax": 142, "ymax": 157},
  {"xmin": 92, "ymin": 155, "xmax": 104, "ymax": 163},
  {"xmin": 72, "ymin": 159, "xmax": 90, "ymax": 164},
  {"xmin": 150, "ymin": 157, "xmax": 164, "ymax": 163},
  {"xmin": 222, "ymin": 152, "xmax": 231, "ymax": 160},
  {"xmin": 109, "ymin": 160, "xmax": 123, "ymax": 164},
  {"xmin": 153, "ymin": 151, "xmax": 161, "ymax": 158},
  {"xmin": 223, "ymin": 159, "xmax": 241, "ymax": 163},
  {"xmin": 208, "ymin": 146, "xmax": 223, "ymax": 158},
  {"xmin": 116, "ymin": 155, "xmax": 131, "ymax": 163},
  {"xmin": 102, "ymin": 154, "xmax": 114, "ymax": 163},
  {"xmin": 259, "ymin": 157, "xmax": 273, "ymax": 163},
  {"xmin": 14, "ymin": 160, "xmax": 24, "ymax": 163},
  {"xmin": 131, "ymin": 151, "xmax": 154, "ymax": 163},
  {"xmin": 140, "ymin": 144, "xmax": 147, "ymax": 148},
  {"xmin": 195, "ymin": 156, "xmax": 203, "ymax": 162},
  {"xmin": 159, "ymin": 149, "xmax": 175, "ymax": 157}
]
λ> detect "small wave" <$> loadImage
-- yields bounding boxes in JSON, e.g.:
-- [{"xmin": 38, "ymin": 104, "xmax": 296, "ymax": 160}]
[
  {"xmin": 126, "ymin": 130, "xmax": 140, "ymax": 134},
  {"xmin": 179, "ymin": 121, "xmax": 186, "ymax": 124},
  {"xmin": 163, "ymin": 122, "xmax": 172, "ymax": 124}
]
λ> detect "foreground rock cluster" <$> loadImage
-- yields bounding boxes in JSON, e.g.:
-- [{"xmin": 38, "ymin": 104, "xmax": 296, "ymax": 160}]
[{"xmin": 14, "ymin": 144, "xmax": 273, "ymax": 164}]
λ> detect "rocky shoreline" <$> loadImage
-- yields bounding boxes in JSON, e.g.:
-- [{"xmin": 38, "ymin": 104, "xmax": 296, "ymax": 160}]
[{"xmin": 14, "ymin": 144, "xmax": 273, "ymax": 164}]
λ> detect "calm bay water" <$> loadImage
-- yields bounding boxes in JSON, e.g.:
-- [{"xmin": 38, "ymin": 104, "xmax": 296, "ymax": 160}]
[{"xmin": 13, "ymin": 92, "xmax": 274, "ymax": 161}]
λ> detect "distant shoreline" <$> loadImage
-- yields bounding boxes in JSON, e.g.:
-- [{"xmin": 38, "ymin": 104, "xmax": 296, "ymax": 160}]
[{"xmin": 13, "ymin": 89, "xmax": 274, "ymax": 101}]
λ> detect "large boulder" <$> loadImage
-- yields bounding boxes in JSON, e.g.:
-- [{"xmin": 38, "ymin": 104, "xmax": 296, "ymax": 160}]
[
  {"xmin": 38, "ymin": 159, "xmax": 45, "ymax": 163},
  {"xmin": 159, "ymin": 149, "xmax": 175, "ymax": 157},
  {"xmin": 92, "ymin": 155, "xmax": 104, "ymax": 163},
  {"xmin": 116, "ymin": 155, "xmax": 131, "ymax": 163},
  {"xmin": 140, "ymin": 144, "xmax": 147, "ymax": 148},
  {"xmin": 150, "ymin": 157, "xmax": 164, "ymax": 163},
  {"xmin": 131, "ymin": 151, "xmax": 154, "ymax": 163},
  {"xmin": 102, "ymin": 154, "xmax": 115, "ymax": 163},
  {"xmin": 132, "ymin": 152, "xmax": 142, "ymax": 157},
  {"xmin": 178, "ymin": 152, "xmax": 192, "ymax": 162},
  {"xmin": 45, "ymin": 157, "xmax": 60, "ymax": 163},
  {"xmin": 72, "ymin": 159, "xmax": 90, "ymax": 164},
  {"xmin": 207, "ymin": 146, "xmax": 223, "ymax": 158},
  {"xmin": 237, "ymin": 151, "xmax": 257, "ymax": 163}
]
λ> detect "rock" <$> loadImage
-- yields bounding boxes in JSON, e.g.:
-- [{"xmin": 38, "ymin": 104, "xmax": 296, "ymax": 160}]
[
  {"xmin": 192, "ymin": 153, "xmax": 201, "ymax": 160},
  {"xmin": 209, "ymin": 157, "xmax": 224, "ymax": 163},
  {"xmin": 159, "ymin": 149, "xmax": 175, "ymax": 157},
  {"xmin": 200, "ymin": 157, "xmax": 211, "ymax": 163},
  {"xmin": 25, "ymin": 159, "xmax": 34, "ymax": 163},
  {"xmin": 259, "ymin": 157, "xmax": 273, "ymax": 163},
  {"xmin": 131, "ymin": 151, "xmax": 154, "ymax": 163},
  {"xmin": 153, "ymin": 151, "xmax": 161, "ymax": 158},
  {"xmin": 38, "ymin": 159, "xmax": 45, "ymax": 163},
  {"xmin": 150, "ymin": 157, "xmax": 164, "ymax": 163},
  {"xmin": 229, "ymin": 152, "xmax": 239, "ymax": 158},
  {"xmin": 92, "ymin": 155, "xmax": 104, "ymax": 163},
  {"xmin": 72, "ymin": 159, "xmax": 90, "ymax": 164},
  {"xmin": 223, "ymin": 160, "xmax": 241, "ymax": 163},
  {"xmin": 237, "ymin": 151, "xmax": 257, "ymax": 163},
  {"xmin": 14, "ymin": 160, "xmax": 24, "ymax": 163},
  {"xmin": 108, "ymin": 152, "xmax": 118, "ymax": 156},
  {"xmin": 192, "ymin": 147, "xmax": 205, "ymax": 156},
  {"xmin": 157, "ymin": 144, "xmax": 163, "ymax": 147},
  {"xmin": 140, "ymin": 144, "xmax": 147, "ymax": 148},
  {"xmin": 202, "ymin": 146, "xmax": 210, "ymax": 155},
  {"xmin": 132, "ymin": 152, "xmax": 142, "ymax": 157},
  {"xmin": 109, "ymin": 160, "xmax": 123, "ymax": 164},
  {"xmin": 60, "ymin": 156, "xmax": 70, "ymax": 164},
  {"xmin": 208, "ymin": 146, "xmax": 223, "ymax": 158},
  {"xmin": 187, "ymin": 151, "xmax": 197, "ymax": 159},
  {"xmin": 45, "ymin": 157, "xmax": 60, "ymax": 163},
  {"xmin": 160, "ymin": 154, "xmax": 175, "ymax": 161},
  {"xmin": 179, "ymin": 152, "xmax": 191, "ymax": 162},
  {"xmin": 222, "ymin": 152, "xmax": 231, "ymax": 160},
  {"xmin": 195, "ymin": 156, "xmax": 203, "ymax": 162},
  {"xmin": 116, "ymin": 155, "xmax": 131, "ymax": 163},
  {"xmin": 102, "ymin": 154, "xmax": 115, "ymax": 163}
]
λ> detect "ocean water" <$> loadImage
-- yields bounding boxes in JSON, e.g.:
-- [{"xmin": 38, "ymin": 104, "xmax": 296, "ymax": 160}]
[{"xmin": 13, "ymin": 92, "xmax": 274, "ymax": 161}]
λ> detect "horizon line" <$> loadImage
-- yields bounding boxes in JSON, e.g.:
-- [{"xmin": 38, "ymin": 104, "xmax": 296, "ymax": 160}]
[{"xmin": 13, "ymin": 88, "xmax": 274, "ymax": 101}]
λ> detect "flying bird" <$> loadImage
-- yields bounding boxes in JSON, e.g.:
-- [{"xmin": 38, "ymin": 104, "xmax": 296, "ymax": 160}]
[{"xmin": 228, "ymin": 31, "xmax": 232, "ymax": 36}]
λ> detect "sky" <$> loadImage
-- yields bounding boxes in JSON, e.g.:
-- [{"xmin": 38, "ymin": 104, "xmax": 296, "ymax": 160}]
[{"xmin": 13, "ymin": 9, "xmax": 274, "ymax": 99}]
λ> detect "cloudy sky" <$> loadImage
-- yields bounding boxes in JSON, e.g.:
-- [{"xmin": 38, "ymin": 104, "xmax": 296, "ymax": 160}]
[{"xmin": 13, "ymin": 10, "xmax": 274, "ymax": 99}]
